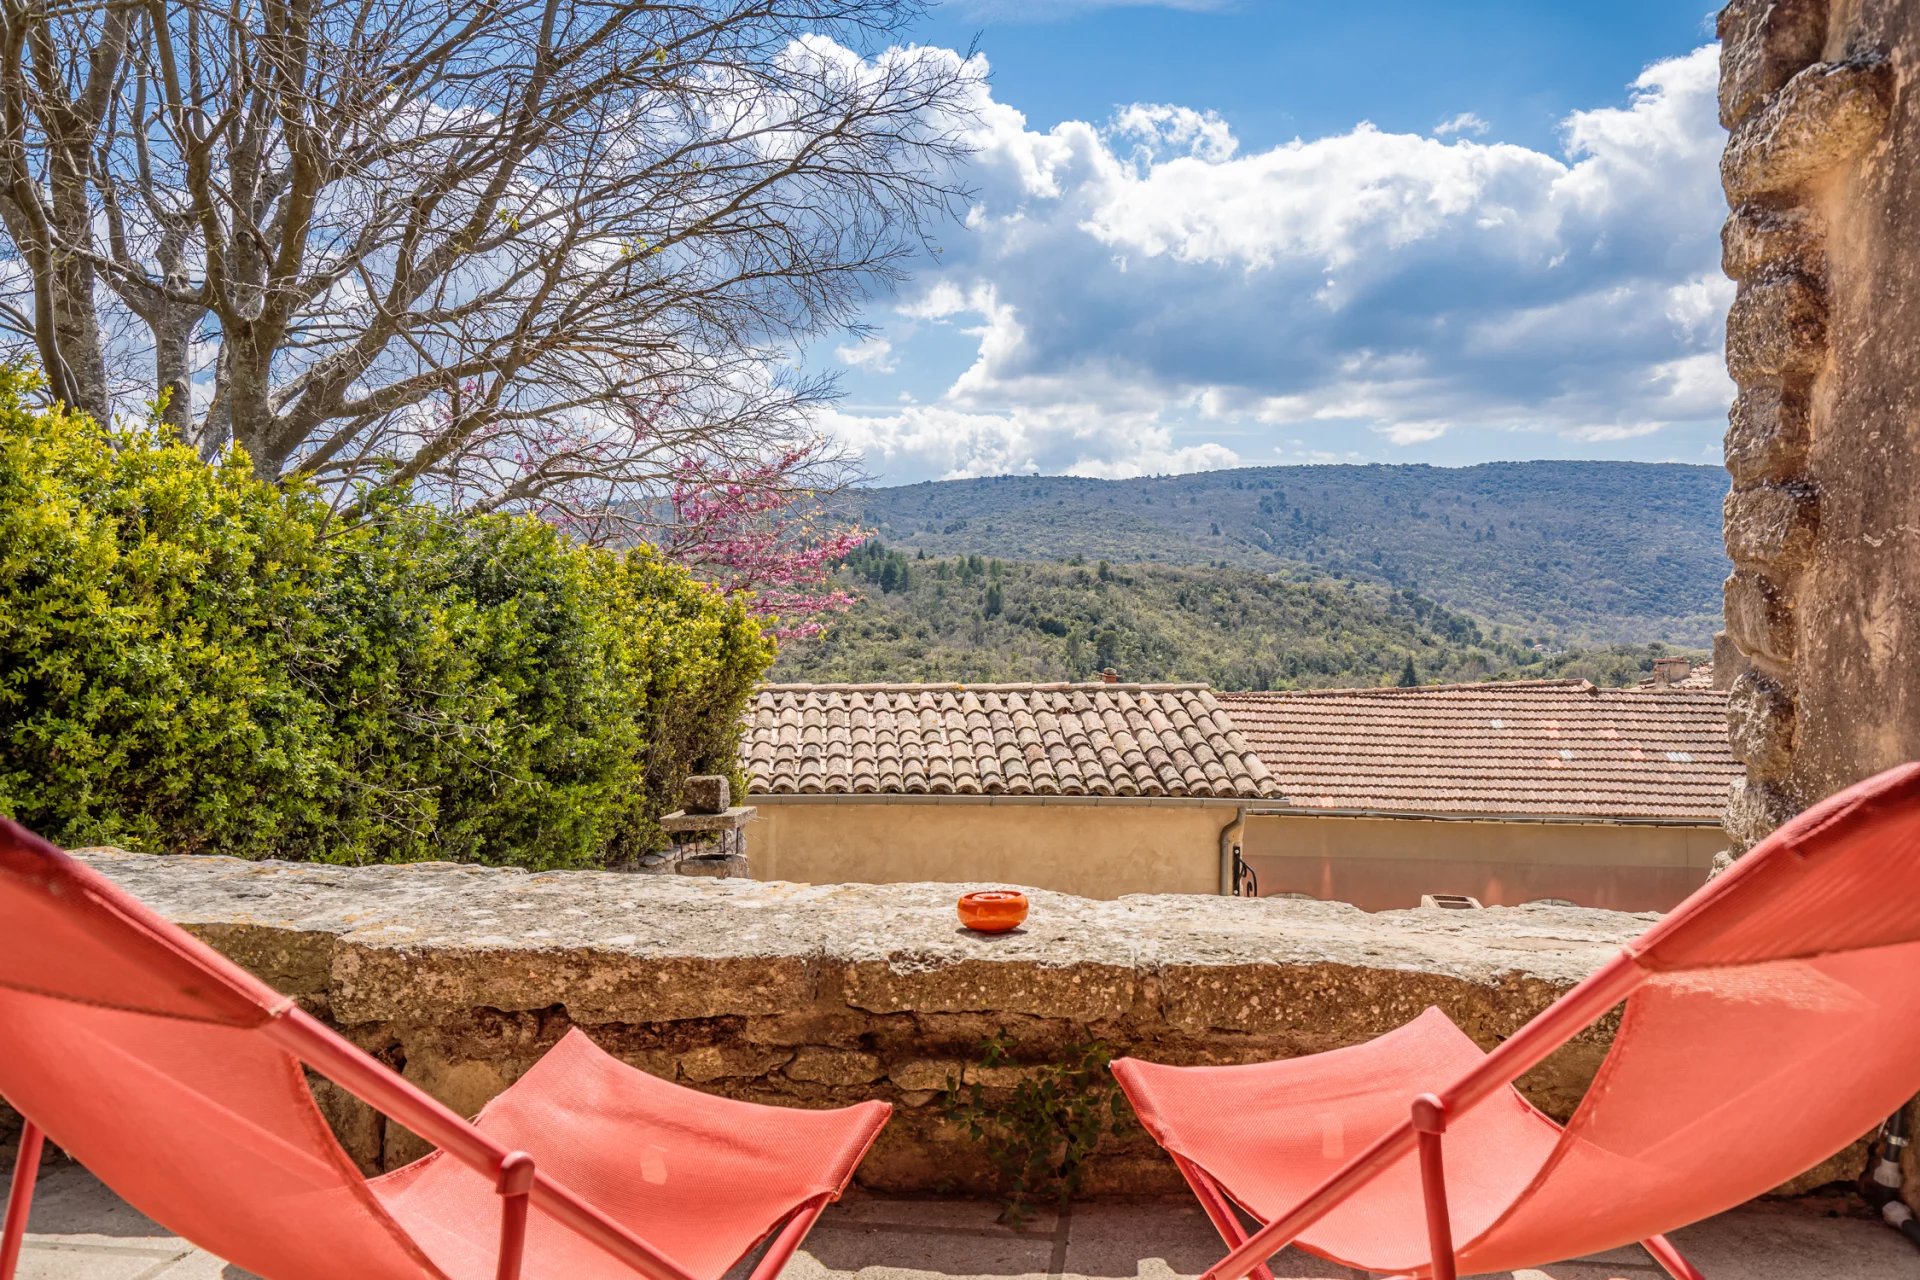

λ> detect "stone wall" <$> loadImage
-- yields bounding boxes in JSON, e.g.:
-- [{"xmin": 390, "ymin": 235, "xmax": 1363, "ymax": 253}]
[
  {"xmin": 12, "ymin": 849, "xmax": 1882, "ymax": 1201},
  {"xmin": 1717, "ymin": 0, "xmax": 1915, "ymax": 847}
]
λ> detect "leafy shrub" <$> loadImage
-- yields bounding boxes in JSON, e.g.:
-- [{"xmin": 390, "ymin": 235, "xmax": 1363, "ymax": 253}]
[
  {"xmin": 939, "ymin": 1033, "xmax": 1128, "ymax": 1222},
  {"xmin": 0, "ymin": 368, "xmax": 772, "ymax": 867}
]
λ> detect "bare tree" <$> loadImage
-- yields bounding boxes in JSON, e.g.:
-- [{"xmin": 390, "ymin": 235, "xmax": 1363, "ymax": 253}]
[{"xmin": 0, "ymin": 0, "xmax": 973, "ymax": 523}]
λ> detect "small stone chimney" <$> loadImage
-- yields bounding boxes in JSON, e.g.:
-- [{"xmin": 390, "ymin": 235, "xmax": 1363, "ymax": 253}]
[
  {"xmin": 1100, "ymin": 667, "xmax": 1120, "ymax": 684},
  {"xmin": 1651, "ymin": 656, "xmax": 1693, "ymax": 689}
]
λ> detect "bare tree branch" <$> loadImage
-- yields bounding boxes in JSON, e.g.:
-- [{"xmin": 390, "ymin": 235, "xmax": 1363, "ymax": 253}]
[{"xmin": 0, "ymin": 0, "xmax": 977, "ymax": 534}]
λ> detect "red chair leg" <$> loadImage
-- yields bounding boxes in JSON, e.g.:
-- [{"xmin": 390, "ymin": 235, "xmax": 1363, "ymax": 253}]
[
  {"xmin": 1643, "ymin": 1233, "xmax": 1705, "ymax": 1280},
  {"xmin": 1412, "ymin": 1095, "xmax": 1456, "ymax": 1280},
  {"xmin": 1, "ymin": 1121, "xmax": 45, "ymax": 1280},
  {"xmin": 495, "ymin": 1151, "xmax": 536, "ymax": 1280},
  {"xmin": 1172, "ymin": 1154, "xmax": 1277, "ymax": 1280},
  {"xmin": 747, "ymin": 1194, "xmax": 832, "ymax": 1280}
]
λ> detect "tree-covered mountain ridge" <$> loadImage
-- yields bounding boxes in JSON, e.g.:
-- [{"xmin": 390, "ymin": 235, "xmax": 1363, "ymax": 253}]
[
  {"xmin": 850, "ymin": 460, "xmax": 1728, "ymax": 646},
  {"xmin": 772, "ymin": 545, "xmax": 1705, "ymax": 691}
]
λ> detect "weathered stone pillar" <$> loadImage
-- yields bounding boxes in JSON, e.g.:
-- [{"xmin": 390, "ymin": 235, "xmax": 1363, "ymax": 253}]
[
  {"xmin": 656, "ymin": 775, "xmax": 754, "ymax": 878},
  {"xmin": 1716, "ymin": 0, "xmax": 1906, "ymax": 850}
]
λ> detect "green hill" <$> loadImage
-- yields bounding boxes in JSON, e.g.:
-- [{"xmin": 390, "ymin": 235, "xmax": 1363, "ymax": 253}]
[
  {"xmin": 852, "ymin": 461, "xmax": 1727, "ymax": 646},
  {"xmin": 773, "ymin": 545, "xmax": 1700, "ymax": 690}
]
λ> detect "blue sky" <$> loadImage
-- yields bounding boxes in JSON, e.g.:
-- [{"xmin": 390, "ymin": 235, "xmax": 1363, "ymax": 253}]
[{"xmin": 816, "ymin": 3, "xmax": 1732, "ymax": 483}]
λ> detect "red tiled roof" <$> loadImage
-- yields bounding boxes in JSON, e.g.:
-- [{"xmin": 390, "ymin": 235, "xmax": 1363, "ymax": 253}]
[
  {"xmin": 1217, "ymin": 679, "xmax": 1736, "ymax": 823},
  {"xmin": 746, "ymin": 683, "xmax": 1275, "ymax": 799}
]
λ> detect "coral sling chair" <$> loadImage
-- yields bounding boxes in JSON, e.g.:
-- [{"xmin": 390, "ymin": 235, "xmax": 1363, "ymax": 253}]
[
  {"xmin": 0, "ymin": 821, "xmax": 891, "ymax": 1280},
  {"xmin": 1114, "ymin": 762, "xmax": 1920, "ymax": 1280}
]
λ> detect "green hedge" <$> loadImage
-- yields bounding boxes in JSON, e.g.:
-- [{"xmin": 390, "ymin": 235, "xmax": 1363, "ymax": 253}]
[{"xmin": 0, "ymin": 368, "xmax": 773, "ymax": 868}]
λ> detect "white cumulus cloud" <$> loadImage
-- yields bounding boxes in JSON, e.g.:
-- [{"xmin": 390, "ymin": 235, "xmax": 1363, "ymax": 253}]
[
  {"xmin": 820, "ymin": 43, "xmax": 1732, "ymax": 481},
  {"xmin": 1433, "ymin": 112, "xmax": 1492, "ymax": 137},
  {"xmin": 835, "ymin": 336, "xmax": 898, "ymax": 373}
]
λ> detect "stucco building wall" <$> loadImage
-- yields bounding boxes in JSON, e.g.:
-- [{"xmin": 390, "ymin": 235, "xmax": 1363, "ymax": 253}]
[
  {"xmin": 748, "ymin": 799, "xmax": 1725, "ymax": 912},
  {"xmin": 747, "ymin": 798, "xmax": 1230, "ymax": 898},
  {"xmin": 1242, "ymin": 814, "xmax": 1727, "ymax": 913},
  {"xmin": 1718, "ymin": 0, "xmax": 1917, "ymax": 844}
]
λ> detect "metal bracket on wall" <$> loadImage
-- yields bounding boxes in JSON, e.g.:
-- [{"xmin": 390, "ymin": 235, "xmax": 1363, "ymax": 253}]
[{"xmin": 1232, "ymin": 846, "xmax": 1259, "ymax": 898}]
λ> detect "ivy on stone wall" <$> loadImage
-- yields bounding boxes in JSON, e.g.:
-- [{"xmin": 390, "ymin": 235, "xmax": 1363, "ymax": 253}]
[{"xmin": 939, "ymin": 1033, "xmax": 1128, "ymax": 1223}]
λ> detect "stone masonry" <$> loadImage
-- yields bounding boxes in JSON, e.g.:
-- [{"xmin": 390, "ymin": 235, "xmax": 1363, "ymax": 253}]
[
  {"xmin": 1717, "ymin": 0, "xmax": 1912, "ymax": 848},
  {"xmin": 625, "ymin": 775, "xmax": 754, "ymax": 878},
  {"xmin": 6, "ymin": 849, "xmax": 1896, "ymax": 1202}
]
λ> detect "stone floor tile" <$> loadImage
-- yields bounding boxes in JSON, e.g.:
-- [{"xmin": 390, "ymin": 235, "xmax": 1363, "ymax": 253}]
[
  {"xmin": 11, "ymin": 1166, "xmax": 179, "ymax": 1243},
  {"xmin": 1665, "ymin": 1205, "xmax": 1915, "ymax": 1280},
  {"xmin": 13, "ymin": 1242, "xmax": 194, "ymax": 1280},
  {"xmin": 1061, "ymin": 1202, "xmax": 1359, "ymax": 1280},
  {"xmin": 824, "ymin": 1197, "xmax": 1062, "ymax": 1237},
  {"xmin": 794, "ymin": 1222, "xmax": 1056, "ymax": 1279}
]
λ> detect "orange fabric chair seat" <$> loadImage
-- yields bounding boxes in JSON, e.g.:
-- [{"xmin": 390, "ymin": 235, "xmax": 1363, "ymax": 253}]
[
  {"xmin": 0, "ymin": 819, "xmax": 893, "ymax": 1280},
  {"xmin": 1114, "ymin": 763, "xmax": 1920, "ymax": 1280},
  {"xmin": 373, "ymin": 1030, "xmax": 890, "ymax": 1280},
  {"xmin": 1114, "ymin": 1009, "xmax": 1562, "ymax": 1275}
]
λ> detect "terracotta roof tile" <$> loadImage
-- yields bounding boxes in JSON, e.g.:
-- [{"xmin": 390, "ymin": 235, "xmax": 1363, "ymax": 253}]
[
  {"xmin": 1217, "ymin": 679, "xmax": 1737, "ymax": 823},
  {"xmin": 746, "ymin": 683, "xmax": 1276, "ymax": 800}
]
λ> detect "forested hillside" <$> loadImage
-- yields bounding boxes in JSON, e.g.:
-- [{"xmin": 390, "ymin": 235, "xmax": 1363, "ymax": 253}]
[
  {"xmin": 853, "ymin": 461, "xmax": 1726, "ymax": 645},
  {"xmin": 773, "ymin": 545, "xmax": 1700, "ymax": 689}
]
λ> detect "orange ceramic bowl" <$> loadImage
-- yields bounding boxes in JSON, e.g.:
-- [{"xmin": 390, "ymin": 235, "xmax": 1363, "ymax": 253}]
[{"xmin": 958, "ymin": 889, "xmax": 1029, "ymax": 933}]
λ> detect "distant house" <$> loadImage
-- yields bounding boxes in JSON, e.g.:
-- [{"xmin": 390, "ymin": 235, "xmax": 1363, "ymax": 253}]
[
  {"xmin": 742, "ymin": 682, "xmax": 1275, "ymax": 898},
  {"xmin": 1218, "ymin": 679, "xmax": 1739, "ymax": 912}
]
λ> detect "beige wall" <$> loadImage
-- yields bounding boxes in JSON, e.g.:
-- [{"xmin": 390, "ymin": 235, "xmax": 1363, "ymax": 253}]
[
  {"xmin": 748, "ymin": 799, "xmax": 1229, "ymax": 898},
  {"xmin": 1243, "ymin": 813, "xmax": 1727, "ymax": 913}
]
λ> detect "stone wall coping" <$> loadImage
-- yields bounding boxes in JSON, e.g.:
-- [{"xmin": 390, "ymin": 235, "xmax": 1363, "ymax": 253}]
[
  {"xmin": 76, "ymin": 847, "xmax": 1644, "ymax": 974},
  {"xmin": 73, "ymin": 848, "xmax": 1647, "ymax": 1026}
]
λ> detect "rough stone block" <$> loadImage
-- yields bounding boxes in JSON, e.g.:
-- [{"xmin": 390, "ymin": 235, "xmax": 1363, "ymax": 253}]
[
  {"xmin": 389, "ymin": 1050, "xmax": 514, "ymax": 1167},
  {"xmin": 334, "ymin": 943, "xmax": 819, "ymax": 1024},
  {"xmin": 1711, "ymin": 630, "xmax": 1749, "ymax": 690},
  {"xmin": 784, "ymin": 1047, "xmax": 884, "ymax": 1085},
  {"xmin": 888, "ymin": 1058, "xmax": 966, "ymax": 1092},
  {"xmin": 843, "ymin": 958, "xmax": 1137, "ymax": 1022},
  {"xmin": 1723, "ymin": 569, "xmax": 1798, "ymax": 666},
  {"xmin": 1724, "ymin": 776, "xmax": 1801, "ymax": 851},
  {"xmin": 1725, "ymin": 273, "xmax": 1828, "ymax": 382},
  {"xmin": 963, "ymin": 1063, "xmax": 1049, "ymax": 1089},
  {"xmin": 308, "ymin": 1075, "xmax": 385, "ymax": 1175},
  {"xmin": 1724, "ymin": 381, "xmax": 1812, "ymax": 484},
  {"xmin": 182, "ymin": 921, "xmax": 337, "ymax": 1006},
  {"xmin": 1727, "ymin": 669, "xmax": 1797, "ymax": 779},
  {"xmin": 676, "ymin": 852, "xmax": 748, "ymax": 878},
  {"xmin": 1775, "ymin": 1138, "xmax": 1872, "ymax": 1195},
  {"xmin": 658, "ymin": 806, "xmax": 754, "ymax": 834},
  {"xmin": 680, "ymin": 1044, "xmax": 793, "ymax": 1084},
  {"xmin": 1717, "ymin": 0, "xmax": 1828, "ymax": 129},
  {"xmin": 1723, "ymin": 480, "xmax": 1819, "ymax": 570},
  {"xmin": 742, "ymin": 1011, "xmax": 869, "ymax": 1047},
  {"xmin": 682, "ymin": 775, "xmax": 730, "ymax": 814},
  {"xmin": 1722, "ymin": 56, "xmax": 1894, "ymax": 201},
  {"xmin": 1721, "ymin": 202, "xmax": 1825, "ymax": 282}
]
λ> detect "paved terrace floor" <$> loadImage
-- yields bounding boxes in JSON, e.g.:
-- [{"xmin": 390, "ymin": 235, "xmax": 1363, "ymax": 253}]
[{"xmin": 8, "ymin": 1163, "xmax": 1916, "ymax": 1280}]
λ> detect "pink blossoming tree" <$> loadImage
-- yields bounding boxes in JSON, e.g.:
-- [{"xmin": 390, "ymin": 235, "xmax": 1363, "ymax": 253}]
[
  {"xmin": 425, "ymin": 387, "xmax": 866, "ymax": 641},
  {"xmin": 657, "ymin": 449, "xmax": 868, "ymax": 641}
]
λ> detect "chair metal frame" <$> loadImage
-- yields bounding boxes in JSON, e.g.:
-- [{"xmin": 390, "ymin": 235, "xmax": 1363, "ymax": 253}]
[{"xmin": 0, "ymin": 999, "xmax": 836, "ymax": 1280}]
